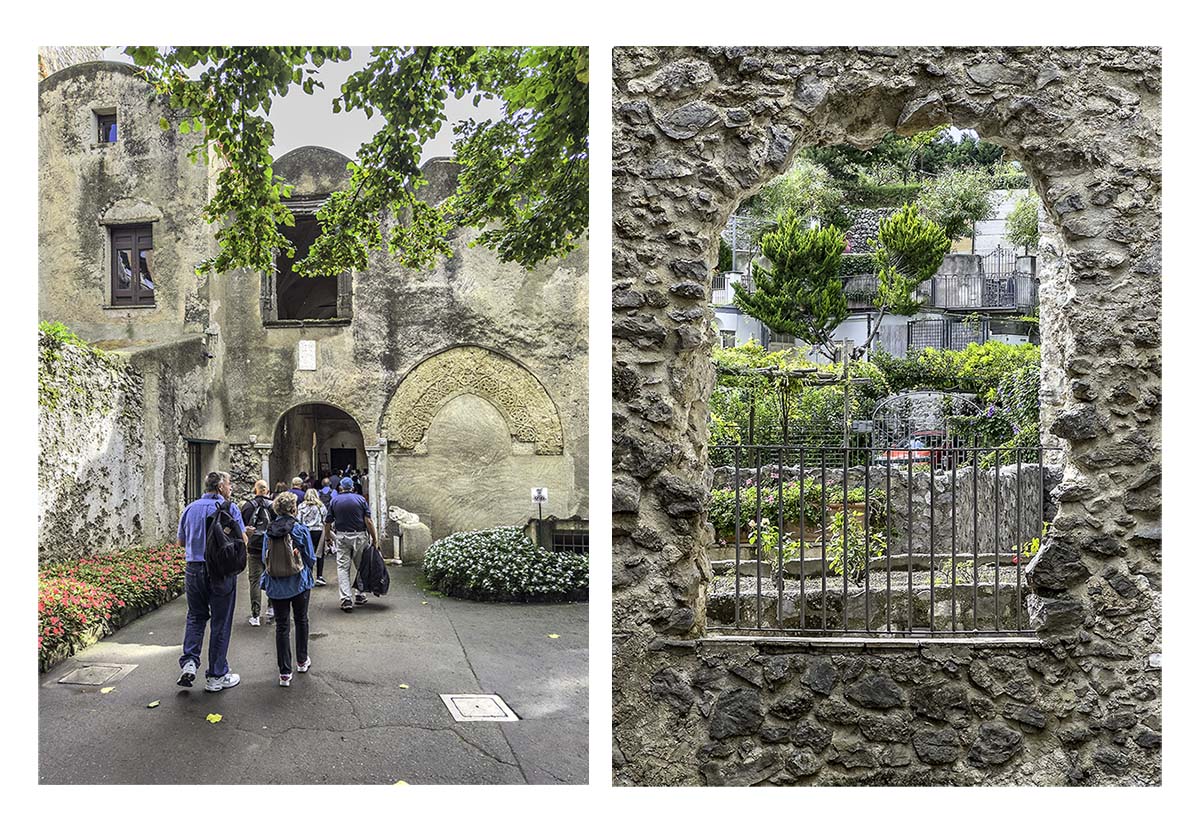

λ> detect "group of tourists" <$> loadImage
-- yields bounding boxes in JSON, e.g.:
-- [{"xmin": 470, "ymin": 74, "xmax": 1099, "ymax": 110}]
[{"xmin": 174, "ymin": 469, "xmax": 379, "ymax": 690}]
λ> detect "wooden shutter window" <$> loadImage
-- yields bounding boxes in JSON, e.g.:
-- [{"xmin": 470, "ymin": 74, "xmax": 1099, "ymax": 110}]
[{"xmin": 110, "ymin": 224, "xmax": 154, "ymax": 306}]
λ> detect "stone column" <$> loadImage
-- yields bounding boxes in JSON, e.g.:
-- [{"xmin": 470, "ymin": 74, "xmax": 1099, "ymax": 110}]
[{"xmin": 366, "ymin": 443, "xmax": 387, "ymax": 535}]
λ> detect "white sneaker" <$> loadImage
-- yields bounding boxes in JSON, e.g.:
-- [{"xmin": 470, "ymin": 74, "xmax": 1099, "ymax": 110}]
[
  {"xmin": 266, "ymin": 606, "xmax": 276, "ymax": 619},
  {"xmin": 248, "ymin": 616, "xmax": 260, "ymax": 627},
  {"xmin": 205, "ymin": 672, "xmax": 241, "ymax": 692},
  {"xmin": 296, "ymin": 657, "xmax": 312, "ymax": 673},
  {"xmin": 178, "ymin": 660, "xmax": 198, "ymax": 687},
  {"xmin": 279, "ymin": 674, "xmax": 292, "ymax": 687},
  {"xmin": 315, "ymin": 577, "xmax": 327, "ymax": 586}
]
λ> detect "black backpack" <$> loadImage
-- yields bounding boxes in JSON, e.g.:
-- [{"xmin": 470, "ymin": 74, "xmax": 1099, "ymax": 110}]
[
  {"xmin": 205, "ymin": 500, "xmax": 247, "ymax": 579},
  {"xmin": 248, "ymin": 496, "xmax": 273, "ymax": 537}
]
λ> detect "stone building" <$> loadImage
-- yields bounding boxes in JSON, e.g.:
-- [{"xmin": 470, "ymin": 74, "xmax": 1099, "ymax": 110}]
[
  {"xmin": 613, "ymin": 47, "xmax": 1160, "ymax": 785},
  {"xmin": 38, "ymin": 60, "xmax": 588, "ymax": 559}
]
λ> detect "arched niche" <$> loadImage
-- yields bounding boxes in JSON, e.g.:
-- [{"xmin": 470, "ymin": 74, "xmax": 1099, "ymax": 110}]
[{"xmin": 381, "ymin": 345, "xmax": 565, "ymax": 456}]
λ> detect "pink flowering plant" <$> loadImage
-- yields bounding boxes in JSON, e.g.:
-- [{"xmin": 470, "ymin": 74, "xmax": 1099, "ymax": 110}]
[{"xmin": 38, "ymin": 544, "xmax": 186, "ymax": 670}]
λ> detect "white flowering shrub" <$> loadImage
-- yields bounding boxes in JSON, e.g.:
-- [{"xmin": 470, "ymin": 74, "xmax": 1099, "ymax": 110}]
[{"xmin": 423, "ymin": 526, "xmax": 588, "ymax": 602}]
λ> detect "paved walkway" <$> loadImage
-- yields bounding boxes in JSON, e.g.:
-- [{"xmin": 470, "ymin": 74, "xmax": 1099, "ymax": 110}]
[{"xmin": 38, "ymin": 560, "xmax": 588, "ymax": 784}]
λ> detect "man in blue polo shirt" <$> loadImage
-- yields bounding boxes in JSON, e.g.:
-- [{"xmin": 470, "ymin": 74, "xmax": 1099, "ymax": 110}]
[
  {"xmin": 176, "ymin": 470, "xmax": 248, "ymax": 692},
  {"xmin": 323, "ymin": 477, "xmax": 378, "ymax": 613}
]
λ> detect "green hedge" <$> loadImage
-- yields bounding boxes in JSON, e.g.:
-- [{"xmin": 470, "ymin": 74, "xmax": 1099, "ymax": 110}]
[
  {"xmin": 838, "ymin": 253, "xmax": 876, "ymax": 276},
  {"xmin": 423, "ymin": 526, "xmax": 588, "ymax": 602}
]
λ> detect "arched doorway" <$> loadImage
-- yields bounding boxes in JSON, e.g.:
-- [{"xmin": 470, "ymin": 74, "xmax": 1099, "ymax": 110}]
[{"xmin": 269, "ymin": 403, "xmax": 366, "ymax": 488}]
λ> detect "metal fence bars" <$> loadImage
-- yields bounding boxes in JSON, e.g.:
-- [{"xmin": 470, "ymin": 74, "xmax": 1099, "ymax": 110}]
[{"xmin": 706, "ymin": 445, "xmax": 1050, "ymax": 638}]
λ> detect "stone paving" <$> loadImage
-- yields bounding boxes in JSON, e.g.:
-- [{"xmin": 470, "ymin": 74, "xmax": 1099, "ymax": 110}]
[{"xmin": 38, "ymin": 560, "xmax": 588, "ymax": 784}]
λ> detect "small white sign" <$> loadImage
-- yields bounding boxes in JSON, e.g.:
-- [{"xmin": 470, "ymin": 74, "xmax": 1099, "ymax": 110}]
[
  {"xmin": 298, "ymin": 340, "xmax": 317, "ymax": 371},
  {"xmin": 531, "ymin": 487, "xmax": 549, "ymax": 505}
]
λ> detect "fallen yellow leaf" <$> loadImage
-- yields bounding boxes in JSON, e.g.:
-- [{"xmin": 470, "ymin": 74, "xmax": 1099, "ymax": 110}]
[
  {"xmin": 394, "ymin": 780, "xmax": 409, "ymax": 786},
  {"xmin": 206, "ymin": 713, "xmax": 223, "ymax": 724},
  {"xmin": 147, "ymin": 700, "xmax": 160, "ymax": 708},
  {"xmin": 421, "ymin": 601, "xmax": 428, "ymax": 605},
  {"xmin": 100, "ymin": 687, "xmax": 115, "ymax": 694},
  {"xmin": 399, "ymin": 684, "xmax": 409, "ymax": 689},
  {"xmin": 547, "ymin": 634, "xmax": 560, "ymax": 639}
]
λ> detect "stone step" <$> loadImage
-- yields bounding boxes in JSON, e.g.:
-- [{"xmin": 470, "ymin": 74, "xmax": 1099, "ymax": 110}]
[
  {"xmin": 709, "ymin": 552, "xmax": 1019, "ymax": 579},
  {"xmin": 706, "ymin": 577, "xmax": 1025, "ymax": 632}
]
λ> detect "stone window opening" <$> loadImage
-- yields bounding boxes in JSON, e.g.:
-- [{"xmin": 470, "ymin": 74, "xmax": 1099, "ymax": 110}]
[
  {"xmin": 93, "ymin": 108, "xmax": 117, "ymax": 144},
  {"xmin": 263, "ymin": 204, "xmax": 352, "ymax": 326},
  {"xmin": 612, "ymin": 46, "xmax": 1159, "ymax": 786},
  {"xmin": 109, "ymin": 223, "xmax": 155, "ymax": 307}
]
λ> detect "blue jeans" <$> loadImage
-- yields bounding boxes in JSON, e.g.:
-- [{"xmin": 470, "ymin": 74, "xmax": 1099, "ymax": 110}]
[{"xmin": 180, "ymin": 561, "xmax": 238, "ymax": 678}]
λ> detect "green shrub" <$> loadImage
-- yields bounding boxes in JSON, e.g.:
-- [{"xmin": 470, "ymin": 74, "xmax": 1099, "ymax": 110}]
[
  {"xmin": 843, "ymin": 182, "xmax": 922, "ymax": 208},
  {"xmin": 825, "ymin": 510, "xmax": 888, "ymax": 583},
  {"xmin": 422, "ymin": 526, "xmax": 588, "ymax": 602},
  {"xmin": 838, "ymin": 253, "xmax": 876, "ymax": 276}
]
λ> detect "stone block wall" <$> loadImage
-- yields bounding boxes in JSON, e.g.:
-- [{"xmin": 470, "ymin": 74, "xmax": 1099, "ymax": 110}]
[
  {"xmin": 613, "ymin": 46, "xmax": 1161, "ymax": 786},
  {"xmin": 614, "ymin": 638, "xmax": 1161, "ymax": 786}
]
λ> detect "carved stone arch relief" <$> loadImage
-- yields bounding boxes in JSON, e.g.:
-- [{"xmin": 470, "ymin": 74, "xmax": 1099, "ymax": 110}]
[{"xmin": 381, "ymin": 345, "xmax": 564, "ymax": 455}]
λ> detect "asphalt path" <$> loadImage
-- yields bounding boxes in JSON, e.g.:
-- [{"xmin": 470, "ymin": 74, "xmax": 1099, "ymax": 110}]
[{"xmin": 38, "ymin": 560, "xmax": 589, "ymax": 784}]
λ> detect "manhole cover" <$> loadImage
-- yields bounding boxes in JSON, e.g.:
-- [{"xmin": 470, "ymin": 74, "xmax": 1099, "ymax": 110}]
[
  {"xmin": 57, "ymin": 663, "xmax": 137, "ymax": 686},
  {"xmin": 439, "ymin": 693, "xmax": 519, "ymax": 722}
]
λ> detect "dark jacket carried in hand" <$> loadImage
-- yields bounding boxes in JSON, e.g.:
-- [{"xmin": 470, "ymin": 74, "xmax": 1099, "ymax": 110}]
[{"xmin": 353, "ymin": 543, "xmax": 390, "ymax": 597}]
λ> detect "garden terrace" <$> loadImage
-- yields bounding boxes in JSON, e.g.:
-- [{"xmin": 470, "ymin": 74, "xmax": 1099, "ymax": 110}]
[{"xmin": 705, "ymin": 444, "xmax": 1059, "ymax": 638}]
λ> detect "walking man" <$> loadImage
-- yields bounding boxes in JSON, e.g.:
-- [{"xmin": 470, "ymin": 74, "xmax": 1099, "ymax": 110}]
[
  {"xmin": 240, "ymin": 480, "xmax": 275, "ymax": 626},
  {"xmin": 323, "ymin": 476, "xmax": 378, "ymax": 613},
  {"xmin": 177, "ymin": 470, "xmax": 248, "ymax": 692}
]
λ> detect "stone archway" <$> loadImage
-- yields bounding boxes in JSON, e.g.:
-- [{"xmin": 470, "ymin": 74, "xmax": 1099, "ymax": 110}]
[
  {"xmin": 269, "ymin": 402, "xmax": 366, "ymax": 488},
  {"xmin": 381, "ymin": 345, "xmax": 572, "ymax": 540},
  {"xmin": 612, "ymin": 47, "xmax": 1160, "ymax": 785}
]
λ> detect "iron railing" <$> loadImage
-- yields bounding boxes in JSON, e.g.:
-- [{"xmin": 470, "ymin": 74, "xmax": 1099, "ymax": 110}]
[
  {"xmin": 930, "ymin": 274, "xmax": 1037, "ymax": 312},
  {"xmin": 706, "ymin": 444, "xmax": 1055, "ymax": 638}
]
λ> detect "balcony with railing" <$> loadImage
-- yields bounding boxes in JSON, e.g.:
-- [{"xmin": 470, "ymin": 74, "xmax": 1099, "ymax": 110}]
[{"xmin": 840, "ymin": 249, "xmax": 1038, "ymax": 315}]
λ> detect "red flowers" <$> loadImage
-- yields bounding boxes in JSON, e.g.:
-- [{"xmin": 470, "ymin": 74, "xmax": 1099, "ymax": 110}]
[{"xmin": 39, "ymin": 544, "xmax": 185, "ymax": 670}]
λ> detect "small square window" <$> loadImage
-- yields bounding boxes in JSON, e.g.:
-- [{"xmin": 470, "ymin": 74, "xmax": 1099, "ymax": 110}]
[
  {"xmin": 95, "ymin": 110, "xmax": 117, "ymax": 144},
  {"xmin": 720, "ymin": 330, "xmax": 736, "ymax": 348}
]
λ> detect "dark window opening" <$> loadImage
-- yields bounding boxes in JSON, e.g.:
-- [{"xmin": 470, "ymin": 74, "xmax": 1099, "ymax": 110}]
[
  {"xmin": 275, "ymin": 215, "xmax": 340, "ymax": 320},
  {"xmin": 110, "ymin": 224, "xmax": 154, "ymax": 306},
  {"xmin": 552, "ymin": 530, "xmax": 590, "ymax": 555},
  {"xmin": 96, "ymin": 110, "xmax": 117, "ymax": 143},
  {"xmin": 720, "ymin": 329, "xmax": 736, "ymax": 348},
  {"xmin": 184, "ymin": 440, "xmax": 219, "ymax": 503}
]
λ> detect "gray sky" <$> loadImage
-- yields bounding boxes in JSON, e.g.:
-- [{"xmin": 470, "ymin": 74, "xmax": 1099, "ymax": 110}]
[{"xmin": 102, "ymin": 46, "xmax": 504, "ymax": 162}]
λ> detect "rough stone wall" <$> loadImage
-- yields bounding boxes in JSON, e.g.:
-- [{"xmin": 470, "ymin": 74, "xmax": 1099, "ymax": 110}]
[
  {"xmin": 38, "ymin": 333, "xmax": 212, "ymax": 559},
  {"xmin": 844, "ymin": 207, "xmax": 894, "ymax": 252},
  {"xmin": 613, "ymin": 47, "xmax": 1160, "ymax": 785},
  {"xmin": 614, "ymin": 639, "xmax": 1160, "ymax": 786}
]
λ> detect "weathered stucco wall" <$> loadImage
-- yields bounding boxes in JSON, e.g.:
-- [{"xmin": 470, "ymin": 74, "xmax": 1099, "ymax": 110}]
[
  {"xmin": 39, "ymin": 64, "xmax": 589, "ymax": 552},
  {"xmin": 209, "ymin": 152, "xmax": 590, "ymax": 535},
  {"xmin": 612, "ymin": 46, "xmax": 1161, "ymax": 786},
  {"xmin": 38, "ymin": 332, "xmax": 214, "ymax": 560},
  {"xmin": 38, "ymin": 62, "xmax": 216, "ymax": 344}
]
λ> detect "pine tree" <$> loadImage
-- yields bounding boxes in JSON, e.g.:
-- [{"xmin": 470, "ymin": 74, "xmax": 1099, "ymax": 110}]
[{"xmin": 732, "ymin": 210, "xmax": 848, "ymax": 358}]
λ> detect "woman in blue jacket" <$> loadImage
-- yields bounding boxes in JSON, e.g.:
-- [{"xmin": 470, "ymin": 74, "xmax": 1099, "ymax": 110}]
[{"xmin": 261, "ymin": 491, "xmax": 316, "ymax": 686}]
